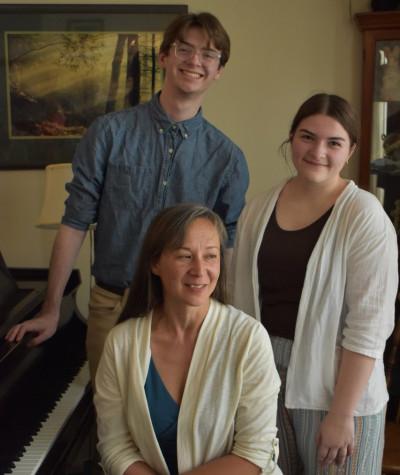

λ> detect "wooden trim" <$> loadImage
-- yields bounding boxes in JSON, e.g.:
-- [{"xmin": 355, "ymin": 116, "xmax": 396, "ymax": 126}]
[
  {"xmin": 0, "ymin": 4, "xmax": 188, "ymax": 15},
  {"xmin": 355, "ymin": 11, "xmax": 400, "ymax": 30}
]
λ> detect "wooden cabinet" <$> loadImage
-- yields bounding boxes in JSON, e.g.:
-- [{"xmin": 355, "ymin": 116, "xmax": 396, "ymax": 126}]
[
  {"xmin": 355, "ymin": 11, "xmax": 400, "ymax": 230},
  {"xmin": 356, "ymin": 15, "xmax": 400, "ymax": 475}
]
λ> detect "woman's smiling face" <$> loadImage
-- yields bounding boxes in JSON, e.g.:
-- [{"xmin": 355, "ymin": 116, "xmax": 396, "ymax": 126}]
[
  {"xmin": 151, "ymin": 217, "xmax": 221, "ymax": 313},
  {"xmin": 290, "ymin": 114, "xmax": 355, "ymax": 186}
]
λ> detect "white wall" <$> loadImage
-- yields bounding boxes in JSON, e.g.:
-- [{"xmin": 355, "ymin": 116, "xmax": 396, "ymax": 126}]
[{"xmin": 0, "ymin": 0, "xmax": 371, "ymax": 316}]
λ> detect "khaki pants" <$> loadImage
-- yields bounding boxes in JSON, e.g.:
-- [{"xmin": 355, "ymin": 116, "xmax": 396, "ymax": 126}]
[{"xmin": 86, "ymin": 285, "xmax": 129, "ymax": 384}]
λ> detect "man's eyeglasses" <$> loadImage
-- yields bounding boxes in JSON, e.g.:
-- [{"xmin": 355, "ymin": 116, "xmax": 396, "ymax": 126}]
[{"xmin": 172, "ymin": 42, "xmax": 221, "ymax": 64}]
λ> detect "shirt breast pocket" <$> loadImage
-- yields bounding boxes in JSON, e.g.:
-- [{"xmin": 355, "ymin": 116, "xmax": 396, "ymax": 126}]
[{"xmin": 104, "ymin": 163, "xmax": 153, "ymax": 209}]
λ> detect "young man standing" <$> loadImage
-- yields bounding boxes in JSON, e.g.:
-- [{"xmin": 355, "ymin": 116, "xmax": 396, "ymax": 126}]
[{"xmin": 6, "ymin": 12, "xmax": 249, "ymax": 381}]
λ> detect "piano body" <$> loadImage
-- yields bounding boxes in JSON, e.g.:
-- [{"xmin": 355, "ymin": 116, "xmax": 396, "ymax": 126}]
[{"xmin": 0, "ymin": 258, "xmax": 98, "ymax": 475}]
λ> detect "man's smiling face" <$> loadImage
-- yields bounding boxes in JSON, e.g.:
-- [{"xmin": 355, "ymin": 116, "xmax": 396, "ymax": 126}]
[{"xmin": 159, "ymin": 26, "xmax": 223, "ymax": 99}]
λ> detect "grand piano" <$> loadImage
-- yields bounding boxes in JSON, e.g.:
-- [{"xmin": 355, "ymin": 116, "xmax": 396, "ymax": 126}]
[{"xmin": 0, "ymin": 254, "xmax": 98, "ymax": 475}]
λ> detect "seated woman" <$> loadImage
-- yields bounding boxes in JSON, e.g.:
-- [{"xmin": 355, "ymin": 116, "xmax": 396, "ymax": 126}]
[
  {"xmin": 94, "ymin": 204, "xmax": 281, "ymax": 475},
  {"xmin": 230, "ymin": 93, "xmax": 398, "ymax": 474}
]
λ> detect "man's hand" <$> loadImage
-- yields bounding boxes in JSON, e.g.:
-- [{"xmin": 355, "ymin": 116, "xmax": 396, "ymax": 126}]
[
  {"xmin": 316, "ymin": 411, "xmax": 354, "ymax": 468},
  {"xmin": 5, "ymin": 310, "xmax": 59, "ymax": 347},
  {"xmin": 4, "ymin": 225, "xmax": 87, "ymax": 348}
]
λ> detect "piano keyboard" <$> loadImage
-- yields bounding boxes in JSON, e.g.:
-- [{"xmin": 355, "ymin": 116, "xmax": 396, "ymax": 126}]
[{"xmin": 10, "ymin": 362, "xmax": 90, "ymax": 475}]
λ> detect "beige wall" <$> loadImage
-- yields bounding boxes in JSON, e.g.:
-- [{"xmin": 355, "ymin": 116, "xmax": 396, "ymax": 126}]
[{"xmin": 0, "ymin": 0, "xmax": 370, "ymax": 316}]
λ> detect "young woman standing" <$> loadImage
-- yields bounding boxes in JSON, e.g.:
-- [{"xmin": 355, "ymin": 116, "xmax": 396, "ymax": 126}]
[{"xmin": 231, "ymin": 94, "xmax": 398, "ymax": 474}]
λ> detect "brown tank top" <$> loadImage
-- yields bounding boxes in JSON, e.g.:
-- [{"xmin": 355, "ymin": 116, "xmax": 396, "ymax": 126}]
[{"xmin": 257, "ymin": 206, "xmax": 332, "ymax": 340}]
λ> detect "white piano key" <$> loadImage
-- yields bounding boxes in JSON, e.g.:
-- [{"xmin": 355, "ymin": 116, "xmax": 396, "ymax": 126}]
[{"xmin": 10, "ymin": 362, "xmax": 89, "ymax": 475}]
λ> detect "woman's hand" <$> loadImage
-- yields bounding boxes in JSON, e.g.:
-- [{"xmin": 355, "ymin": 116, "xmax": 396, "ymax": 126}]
[
  {"xmin": 316, "ymin": 412, "xmax": 354, "ymax": 468},
  {"xmin": 315, "ymin": 349, "xmax": 375, "ymax": 468}
]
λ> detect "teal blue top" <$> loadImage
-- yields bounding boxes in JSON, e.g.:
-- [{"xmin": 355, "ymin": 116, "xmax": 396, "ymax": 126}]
[{"xmin": 144, "ymin": 358, "xmax": 179, "ymax": 475}]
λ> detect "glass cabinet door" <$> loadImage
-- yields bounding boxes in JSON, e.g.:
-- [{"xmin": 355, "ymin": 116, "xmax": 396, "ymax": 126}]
[
  {"xmin": 356, "ymin": 12, "xmax": 400, "ymax": 232},
  {"xmin": 371, "ymin": 40, "xmax": 400, "ymax": 228}
]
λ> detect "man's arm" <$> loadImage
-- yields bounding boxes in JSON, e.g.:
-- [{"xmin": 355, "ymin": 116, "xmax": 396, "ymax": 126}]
[{"xmin": 5, "ymin": 224, "xmax": 86, "ymax": 346}]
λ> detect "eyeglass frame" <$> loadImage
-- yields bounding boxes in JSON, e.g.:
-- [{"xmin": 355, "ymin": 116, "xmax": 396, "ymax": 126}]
[{"xmin": 171, "ymin": 41, "xmax": 222, "ymax": 64}]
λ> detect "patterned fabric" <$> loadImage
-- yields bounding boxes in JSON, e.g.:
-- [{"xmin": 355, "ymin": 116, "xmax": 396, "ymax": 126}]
[
  {"xmin": 271, "ymin": 336, "xmax": 385, "ymax": 475},
  {"xmin": 271, "ymin": 336, "xmax": 303, "ymax": 475}
]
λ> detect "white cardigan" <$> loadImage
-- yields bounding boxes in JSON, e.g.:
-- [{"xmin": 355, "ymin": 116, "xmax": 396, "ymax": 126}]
[
  {"xmin": 231, "ymin": 180, "xmax": 398, "ymax": 415},
  {"xmin": 94, "ymin": 299, "xmax": 282, "ymax": 475}
]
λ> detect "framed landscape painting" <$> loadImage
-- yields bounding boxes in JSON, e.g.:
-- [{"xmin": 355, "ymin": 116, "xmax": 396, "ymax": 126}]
[{"xmin": 0, "ymin": 4, "xmax": 187, "ymax": 169}]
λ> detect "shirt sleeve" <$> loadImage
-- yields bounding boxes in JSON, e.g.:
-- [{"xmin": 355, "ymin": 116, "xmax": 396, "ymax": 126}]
[
  {"xmin": 342, "ymin": 200, "xmax": 398, "ymax": 358},
  {"xmin": 62, "ymin": 116, "xmax": 110, "ymax": 230},
  {"xmin": 213, "ymin": 147, "xmax": 249, "ymax": 247},
  {"xmin": 232, "ymin": 323, "xmax": 281, "ymax": 474},
  {"xmin": 94, "ymin": 331, "xmax": 145, "ymax": 475}
]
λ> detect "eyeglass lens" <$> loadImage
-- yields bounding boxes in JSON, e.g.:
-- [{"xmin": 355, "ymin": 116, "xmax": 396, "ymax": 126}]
[{"xmin": 174, "ymin": 43, "xmax": 220, "ymax": 62}]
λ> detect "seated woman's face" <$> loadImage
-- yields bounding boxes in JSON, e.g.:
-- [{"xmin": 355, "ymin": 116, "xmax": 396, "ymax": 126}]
[{"xmin": 151, "ymin": 218, "xmax": 221, "ymax": 311}]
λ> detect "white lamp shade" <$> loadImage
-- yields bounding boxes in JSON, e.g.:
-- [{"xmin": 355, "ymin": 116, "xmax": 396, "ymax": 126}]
[{"xmin": 37, "ymin": 163, "xmax": 73, "ymax": 229}]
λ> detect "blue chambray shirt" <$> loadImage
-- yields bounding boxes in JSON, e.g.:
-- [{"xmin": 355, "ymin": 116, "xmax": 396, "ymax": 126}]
[{"xmin": 62, "ymin": 93, "xmax": 249, "ymax": 288}]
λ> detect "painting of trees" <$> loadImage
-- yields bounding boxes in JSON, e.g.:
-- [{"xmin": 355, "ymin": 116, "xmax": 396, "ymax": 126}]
[{"xmin": 6, "ymin": 31, "xmax": 163, "ymax": 139}]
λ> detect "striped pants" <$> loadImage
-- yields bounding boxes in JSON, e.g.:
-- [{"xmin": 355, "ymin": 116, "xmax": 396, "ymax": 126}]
[{"xmin": 271, "ymin": 336, "xmax": 385, "ymax": 475}]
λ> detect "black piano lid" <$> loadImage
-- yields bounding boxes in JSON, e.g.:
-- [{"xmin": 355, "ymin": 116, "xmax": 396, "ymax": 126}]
[
  {"xmin": 0, "ymin": 267, "xmax": 81, "ymax": 337},
  {"xmin": 0, "ymin": 251, "xmax": 18, "ymax": 308},
  {"xmin": 0, "ymin": 252, "xmax": 46, "ymax": 332},
  {"xmin": 0, "ymin": 269, "xmax": 86, "ymax": 475}
]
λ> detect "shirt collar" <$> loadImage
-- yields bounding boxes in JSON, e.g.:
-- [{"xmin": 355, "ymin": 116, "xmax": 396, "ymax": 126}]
[{"xmin": 149, "ymin": 92, "xmax": 203, "ymax": 138}]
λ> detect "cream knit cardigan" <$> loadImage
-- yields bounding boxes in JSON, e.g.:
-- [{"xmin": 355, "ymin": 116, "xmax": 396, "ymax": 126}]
[{"xmin": 94, "ymin": 299, "xmax": 282, "ymax": 475}]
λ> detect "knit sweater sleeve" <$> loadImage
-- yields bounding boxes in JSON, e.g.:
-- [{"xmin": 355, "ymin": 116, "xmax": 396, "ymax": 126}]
[
  {"xmin": 94, "ymin": 325, "xmax": 145, "ymax": 475},
  {"xmin": 231, "ymin": 322, "xmax": 281, "ymax": 474}
]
